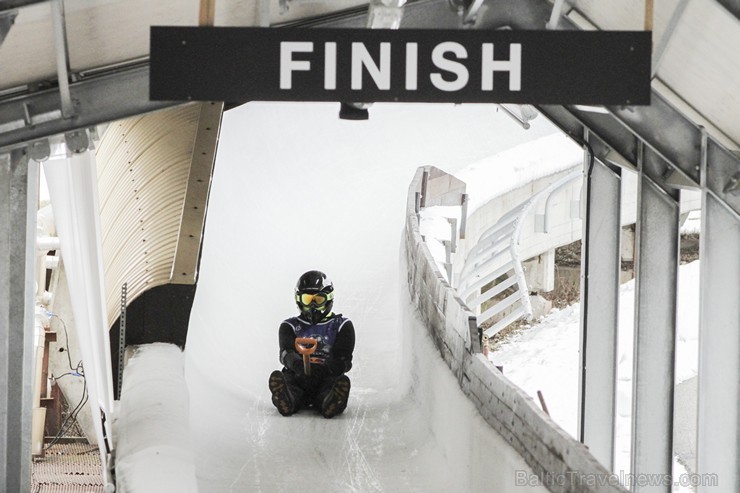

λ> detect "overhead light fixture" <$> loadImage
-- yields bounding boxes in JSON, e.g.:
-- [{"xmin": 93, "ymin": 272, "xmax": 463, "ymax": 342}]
[
  {"xmin": 497, "ymin": 104, "xmax": 539, "ymax": 129},
  {"xmin": 339, "ymin": 102, "xmax": 370, "ymax": 121},
  {"xmin": 339, "ymin": 0, "xmax": 407, "ymax": 120}
]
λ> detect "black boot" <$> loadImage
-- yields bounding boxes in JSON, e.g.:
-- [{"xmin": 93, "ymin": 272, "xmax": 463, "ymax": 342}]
[
  {"xmin": 320, "ymin": 375, "xmax": 351, "ymax": 419},
  {"xmin": 269, "ymin": 370, "xmax": 297, "ymax": 416}
]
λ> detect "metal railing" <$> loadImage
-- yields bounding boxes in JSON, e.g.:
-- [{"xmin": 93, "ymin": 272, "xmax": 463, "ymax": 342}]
[{"xmin": 455, "ymin": 169, "xmax": 582, "ymax": 336}]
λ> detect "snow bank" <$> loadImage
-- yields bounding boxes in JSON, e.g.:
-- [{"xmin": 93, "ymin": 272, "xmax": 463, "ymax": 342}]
[
  {"xmin": 114, "ymin": 343, "xmax": 197, "ymax": 493},
  {"xmin": 491, "ymin": 261, "xmax": 701, "ymax": 492}
]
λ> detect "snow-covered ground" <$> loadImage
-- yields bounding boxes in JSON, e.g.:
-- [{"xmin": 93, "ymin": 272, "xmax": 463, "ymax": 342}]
[
  {"xmin": 182, "ymin": 102, "xmax": 561, "ymax": 492},
  {"xmin": 488, "ymin": 247, "xmax": 701, "ymax": 493},
  {"xmin": 414, "ymin": 132, "xmax": 703, "ymax": 492}
]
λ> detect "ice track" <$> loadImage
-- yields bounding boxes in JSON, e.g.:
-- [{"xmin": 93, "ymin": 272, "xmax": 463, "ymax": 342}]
[{"xmin": 184, "ymin": 102, "xmax": 556, "ymax": 492}]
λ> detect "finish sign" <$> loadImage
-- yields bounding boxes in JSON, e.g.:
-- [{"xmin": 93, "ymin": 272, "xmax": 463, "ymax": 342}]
[{"xmin": 150, "ymin": 27, "xmax": 651, "ymax": 105}]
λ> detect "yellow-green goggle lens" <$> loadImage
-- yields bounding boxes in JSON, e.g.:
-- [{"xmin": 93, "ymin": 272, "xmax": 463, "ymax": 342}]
[{"xmin": 299, "ymin": 293, "xmax": 327, "ymax": 306}]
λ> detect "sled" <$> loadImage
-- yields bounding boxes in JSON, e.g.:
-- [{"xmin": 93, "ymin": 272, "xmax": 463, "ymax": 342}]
[{"xmin": 295, "ymin": 337, "xmax": 318, "ymax": 376}]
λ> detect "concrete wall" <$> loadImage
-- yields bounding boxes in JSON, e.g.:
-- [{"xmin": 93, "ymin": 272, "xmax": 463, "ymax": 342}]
[{"xmin": 405, "ymin": 167, "xmax": 628, "ymax": 493}]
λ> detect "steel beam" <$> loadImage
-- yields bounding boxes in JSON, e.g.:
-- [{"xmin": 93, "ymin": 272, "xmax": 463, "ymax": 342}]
[
  {"xmin": 0, "ymin": 147, "xmax": 37, "ymax": 493},
  {"xmin": 631, "ymin": 153, "xmax": 680, "ymax": 492},
  {"xmin": 716, "ymin": 0, "xmax": 740, "ymax": 22},
  {"xmin": 696, "ymin": 179, "xmax": 739, "ymax": 491},
  {"xmin": 0, "ymin": 0, "xmax": 45, "ymax": 11},
  {"xmin": 0, "ymin": 0, "xmax": 737, "ymax": 222},
  {"xmin": 0, "ymin": 10, "xmax": 16, "ymax": 46},
  {"xmin": 0, "ymin": 64, "xmax": 179, "ymax": 151},
  {"xmin": 578, "ymin": 143, "xmax": 622, "ymax": 471},
  {"xmin": 50, "ymin": 0, "xmax": 74, "ymax": 118}
]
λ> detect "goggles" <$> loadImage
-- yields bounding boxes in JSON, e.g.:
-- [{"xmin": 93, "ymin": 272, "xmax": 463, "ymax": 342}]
[{"xmin": 297, "ymin": 292, "xmax": 331, "ymax": 306}]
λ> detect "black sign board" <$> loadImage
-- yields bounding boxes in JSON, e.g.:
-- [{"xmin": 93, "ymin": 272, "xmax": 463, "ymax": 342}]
[{"xmin": 150, "ymin": 27, "xmax": 651, "ymax": 105}]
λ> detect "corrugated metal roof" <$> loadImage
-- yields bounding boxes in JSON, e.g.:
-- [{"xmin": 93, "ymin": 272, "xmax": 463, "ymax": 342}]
[{"xmin": 97, "ymin": 104, "xmax": 200, "ymax": 327}]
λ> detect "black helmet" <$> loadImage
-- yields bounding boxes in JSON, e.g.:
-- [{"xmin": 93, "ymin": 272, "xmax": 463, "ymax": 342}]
[{"xmin": 295, "ymin": 270, "xmax": 334, "ymax": 324}]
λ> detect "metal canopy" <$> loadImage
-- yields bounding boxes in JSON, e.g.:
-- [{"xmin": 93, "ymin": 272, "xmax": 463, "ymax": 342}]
[
  {"xmin": 1, "ymin": 0, "xmax": 739, "ymax": 490},
  {"xmin": 1, "ymin": 0, "xmax": 738, "ymax": 217}
]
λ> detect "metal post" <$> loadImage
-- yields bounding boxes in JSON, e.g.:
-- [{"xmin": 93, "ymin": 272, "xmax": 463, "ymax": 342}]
[
  {"xmin": 50, "ymin": 0, "xmax": 74, "ymax": 118},
  {"xmin": 696, "ymin": 159, "xmax": 739, "ymax": 490},
  {"xmin": 631, "ymin": 163, "xmax": 680, "ymax": 492},
  {"xmin": 117, "ymin": 282, "xmax": 127, "ymax": 400},
  {"xmin": 1, "ymin": 148, "xmax": 38, "ymax": 493},
  {"xmin": 420, "ymin": 169, "xmax": 429, "ymax": 208},
  {"xmin": 460, "ymin": 193, "xmax": 468, "ymax": 239},
  {"xmin": 578, "ymin": 153, "xmax": 622, "ymax": 471}
]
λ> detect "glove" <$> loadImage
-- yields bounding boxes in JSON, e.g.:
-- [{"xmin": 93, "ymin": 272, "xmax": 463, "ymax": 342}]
[
  {"xmin": 309, "ymin": 363, "xmax": 329, "ymax": 381},
  {"xmin": 297, "ymin": 363, "xmax": 327, "ymax": 388},
  {"xmin": 325, "ymin": 358, "xmax": 346, "ymax": 376},
  {"xmin": 284, "ymin": 352, "xmax": 304, "ymax": 375}
]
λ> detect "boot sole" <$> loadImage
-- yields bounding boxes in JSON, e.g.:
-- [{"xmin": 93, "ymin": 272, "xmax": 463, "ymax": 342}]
[
  {"xmin": 321, "ymin": 375, "xmax": 351, "ymax": 419},
  {"xmin": 269, "ymin": 371, "xmax": 295, "ymax": 416}
]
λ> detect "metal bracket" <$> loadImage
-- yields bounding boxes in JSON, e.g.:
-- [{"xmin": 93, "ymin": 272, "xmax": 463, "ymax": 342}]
[
  {"xmin": 64, "ymin": 130, "xmax": 89, "ymax": 154},
  {"xmin": 462, "ymin": 0, "xmax": 485, "ymax": 25},
  {"xmin": 546, "ymin": 0, "xmax": 569, "ymax": 30},
  {"xmin": 28, "ymin": 139, "xmax": 50, "ymax": 162},
  {"xmin": 724, "ymin": 172, "xmax": 740, "ymax": 196}
]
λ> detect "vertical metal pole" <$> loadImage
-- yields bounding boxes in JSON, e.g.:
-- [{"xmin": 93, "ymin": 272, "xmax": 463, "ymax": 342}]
[
  {"xmin": 1, "ymin": 148, "xmax": 37, "ymax": 493},
  {"xmin": 420, "ymin": 169, "xmax": 429, "ymax": 208},
  {"xmin": 696, "ymin": 136, "xmax": 739, "ymax": 491},
  {"xmin": 50, "ymin": 0, "xmax": 75, "ymax": 118},
  {"xmin": 578, "ymin": 145, "xmax": 621, "ymax": 470},
  {"xmin": 631, "ymin": 148, "xmax": 680, "ymax": 492},
  {"xmin": 443, "ymin": 240, "xmax": 452, "ymax": 283},
  {"xmin": 117, "ymin": 283, "xmax": 127, "ymax": 399},
  {"xmin": 448, "ymin": 217, "xmax": 458, "ymax": 253},
  {"xmin": 460, "ymin": 193, "xmax": 468, "ymax": 239}
]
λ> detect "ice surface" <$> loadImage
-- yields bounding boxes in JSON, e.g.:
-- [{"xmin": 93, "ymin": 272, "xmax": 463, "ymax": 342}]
[{"xmin": 183, "ymin": 102, "xmax": 559, "ymax": 492}]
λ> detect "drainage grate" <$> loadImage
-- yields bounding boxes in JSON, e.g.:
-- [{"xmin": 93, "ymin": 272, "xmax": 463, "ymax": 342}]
[{"xmin": 32, "ymin": 443, "xmax": 105, "ymax": 492}]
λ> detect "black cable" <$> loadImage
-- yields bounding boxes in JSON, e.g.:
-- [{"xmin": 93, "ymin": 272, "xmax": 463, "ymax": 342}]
[
  {"xmin": 48, "ymin": 312, "xmax": 77, "ymax": 373},
  {"xmin": 568, "ymin": 134, "xmax": 595, "ymax": 443},
  {"xmin": 42, "ymin": 311, "xmax": 92, "ymax": 451},
  {"xmin": 45, "ymin": 390, "xmax": 86, "ymax": 449},
  {"xmin": 44, "ymin": 377, "xmax": 88, "ymax": 450},
  {"xmin": 52, "ymin": 371, "xmax": 76, "ymax": 380}
]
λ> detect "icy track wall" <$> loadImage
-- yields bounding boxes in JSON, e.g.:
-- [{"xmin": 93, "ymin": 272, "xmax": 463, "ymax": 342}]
[{"xmin": 403, "ymin": 166, "xmax": 628, "ymax": 493}]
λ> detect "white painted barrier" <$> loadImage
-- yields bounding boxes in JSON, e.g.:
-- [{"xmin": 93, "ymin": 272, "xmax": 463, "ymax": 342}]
[{"xmin": 114, "ymin": 343, "xmax": 197, "ymax": 493}]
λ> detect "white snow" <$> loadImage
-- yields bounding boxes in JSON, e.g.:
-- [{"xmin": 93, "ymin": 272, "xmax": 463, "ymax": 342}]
[
  {"xmin": 489, "ymin": 261, "xmax": 701, "ymax": 492},
  {"xmin": 454, "ymin": 132, "xmax": 583, "ymax": 212}
]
